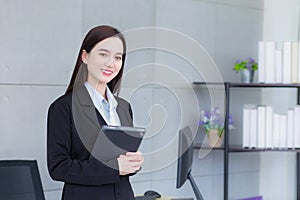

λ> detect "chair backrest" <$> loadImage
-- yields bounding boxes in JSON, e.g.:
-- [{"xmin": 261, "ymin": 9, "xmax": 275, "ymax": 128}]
[{"xmin": 0, "ymin": 160, "xmax": 45, "ymax": 200}]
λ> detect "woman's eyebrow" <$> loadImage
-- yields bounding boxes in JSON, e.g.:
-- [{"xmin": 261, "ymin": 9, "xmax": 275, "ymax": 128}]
[
  {"xmin": 98, "ymin": 48, "xmax": 123, "ymax": 55},
  {"xmin": 97, "ymin": 48, "xmax": 109, "ymax": 52}
]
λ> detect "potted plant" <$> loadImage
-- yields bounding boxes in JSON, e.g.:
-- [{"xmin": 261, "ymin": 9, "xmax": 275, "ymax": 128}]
[
  {"xmin": 233, "ymin": 57, "xmax": 258, "ymax": 83},
  {"xmin": 199, "ymin": 106, "xmax": 234, "ymax": 147}
]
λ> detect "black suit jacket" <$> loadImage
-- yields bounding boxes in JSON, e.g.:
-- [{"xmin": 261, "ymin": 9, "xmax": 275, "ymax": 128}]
[{"xmin": 47, "ymin": 86, "xmax": 135, "ymax": 200}]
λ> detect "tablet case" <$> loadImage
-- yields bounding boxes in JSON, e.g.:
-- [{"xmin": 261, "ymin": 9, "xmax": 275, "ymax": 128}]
[{"xmin": 91, "ymin": 125, "xmax": 145, "ymax": 163}]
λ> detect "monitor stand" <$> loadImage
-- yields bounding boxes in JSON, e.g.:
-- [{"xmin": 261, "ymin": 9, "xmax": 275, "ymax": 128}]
[{"xmin": 188, "ymin": 172, "xmax": 204, "ymax": 200}]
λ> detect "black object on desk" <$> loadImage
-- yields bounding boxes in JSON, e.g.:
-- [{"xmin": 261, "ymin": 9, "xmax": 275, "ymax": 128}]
[
  {"xmin": 135, "ymin": 190, "xmax": 161, "ymax": 200},
  {"xmin": 135, "ymin": 190, "xmax": 194, "ymax": 200}
]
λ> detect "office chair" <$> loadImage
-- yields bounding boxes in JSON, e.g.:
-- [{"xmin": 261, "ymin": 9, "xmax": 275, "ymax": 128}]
[{"xmin": 0, "ymin": 160, "xmax": 45, "ymax": 200}]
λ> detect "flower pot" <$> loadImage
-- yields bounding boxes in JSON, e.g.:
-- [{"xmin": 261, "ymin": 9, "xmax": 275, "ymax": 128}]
[
  {"xmin": 240, "ymin": 69, "xmax": 254, "ymax": 83},
  {"xmin": 207, "ymin": 129, "xmax": 223, "ymax": 147}
]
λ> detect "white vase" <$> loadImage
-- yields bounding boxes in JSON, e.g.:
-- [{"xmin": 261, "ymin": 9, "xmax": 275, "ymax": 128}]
[{"xmin": 240, "ymin": 69, "xmax": 254, "ymax": 83}]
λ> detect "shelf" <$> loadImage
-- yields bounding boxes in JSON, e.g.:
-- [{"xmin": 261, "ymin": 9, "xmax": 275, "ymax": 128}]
[
  {"xmin": 194, "ymin": 81, "xmax": 300, "ymax": 200},
  {"xmin": 193, "ymin": 144, "xmax": 300, "ymax": 152},
  {"xmin": 193, "ymin": 143, "xmax": 224, "ymax": 150},
  {"xmin": 193, "ymin": 82, "xmax": 300, "ymax": 88},
  {"xmin": 229, "ymin": 146, "xmax": 300, "ymax": 152}
]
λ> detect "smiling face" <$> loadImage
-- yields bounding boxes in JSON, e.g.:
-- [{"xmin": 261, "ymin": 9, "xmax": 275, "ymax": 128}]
[{"xmin": 82, "ymin": 36, "xmax": 124, "ymax": 88}]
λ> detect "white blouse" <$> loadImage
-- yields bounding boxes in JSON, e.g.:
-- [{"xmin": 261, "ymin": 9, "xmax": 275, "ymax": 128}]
[{"xmin": 84, "ymin": 82, "xmax": 121, "ymax": 126}]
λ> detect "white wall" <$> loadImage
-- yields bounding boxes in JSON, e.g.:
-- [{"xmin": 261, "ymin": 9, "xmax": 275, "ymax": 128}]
[
  {"xmin": 260, "ymin": 0, "xmax": 300, "ymax": 199},
  {"xmin": 0, "ymin": 0, "xmax": 263, "ymax": 199},
  {"xmin": 263, "ymin": 0, "xmax": 299, "ymax": 42}
]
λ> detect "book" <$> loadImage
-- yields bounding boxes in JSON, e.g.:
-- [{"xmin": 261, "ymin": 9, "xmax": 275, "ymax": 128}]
[
  {"xmin": 265, "ymin": 41, "xmax": 276, "ymax": 83},
  {"xmin": 258, "ymin": 41, "xmax": 266, "ymax": 83},
  {"xmin": 257, "ymin": 106, "xmax": 266, "ymax": 148},
  {"xmin": 273, "ymin": 113, "xmax": 280, "ymax": 148},
  {"xmin": 242, "ymin": 106, "xmax": 251, "ymax": 148},
  {"xmin": 279, "ymin": 114, "xmax": 287, "ymax": 149},
  {"xmin": 275, "ymin": 50, "xmax": 283, "ymax": 83},
  {"xmin": 291, "ymin": 42, "xmax": 299, "ymax": 83},
  {"xmin": 287, "ymin": 108, "xmax": 294, "ymax": 148},
  {"xmin": 265, "ymin": 106, "xmax": 273, "ymax": 148},
  {"xmin": 298, "ymin": 41, "xmax": 300, "ymax": 83},
  {"xmin": 283, "ymin": 42, "xmax": 292, "ymax": 83},
  {"xmin": 250, "ymin": 108, "xmax": 258, "ymax": 148},
  {"xmin": 294, "ymin": 106, "xmax": 300, "ymax": 148}
]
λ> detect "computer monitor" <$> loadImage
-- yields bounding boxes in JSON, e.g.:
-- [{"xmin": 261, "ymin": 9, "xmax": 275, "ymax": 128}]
[
  {"xmin": 0, "ymin": 160, "xmax": 45, "ymax": 200},
  {"xmin": 176, "ymin": 126, "xmax": 204, "ymax": 200}
]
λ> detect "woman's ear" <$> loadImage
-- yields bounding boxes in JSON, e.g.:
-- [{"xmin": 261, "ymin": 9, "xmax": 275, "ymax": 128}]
[{"xmin": 81, "ymin": 50, "xmax": 88, "ymax": 64}]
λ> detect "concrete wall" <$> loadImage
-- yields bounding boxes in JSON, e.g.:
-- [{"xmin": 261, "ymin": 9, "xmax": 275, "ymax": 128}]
[{"xmin": 0, "ymin": 0, "xmax": 263, "ymax": 199}]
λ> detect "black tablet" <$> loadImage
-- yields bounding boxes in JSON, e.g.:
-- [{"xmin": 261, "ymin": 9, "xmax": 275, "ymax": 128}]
[{"xmin": 91, "ymin": 125, "xmax": 146, "ymax": 162}]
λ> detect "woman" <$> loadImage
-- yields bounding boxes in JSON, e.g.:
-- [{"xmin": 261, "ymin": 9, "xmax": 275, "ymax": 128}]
[{"xmin": 47, "ymin": 25, "xmax": 144, "ymax": 200}]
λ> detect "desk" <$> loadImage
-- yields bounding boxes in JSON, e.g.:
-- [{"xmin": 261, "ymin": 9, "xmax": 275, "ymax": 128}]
[
  {"xmin": 136, "ymin": 196, "xmax": 193, "ymax": 200},
  {"xmin": 158, "ymin": 198, "xmax": 193, "ymax": 200}
]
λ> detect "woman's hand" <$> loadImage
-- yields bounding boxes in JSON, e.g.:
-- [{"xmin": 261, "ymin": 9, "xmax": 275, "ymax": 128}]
[{"xmin": 117, "ymin": 152, "xmax": 144, "ymax": 175}]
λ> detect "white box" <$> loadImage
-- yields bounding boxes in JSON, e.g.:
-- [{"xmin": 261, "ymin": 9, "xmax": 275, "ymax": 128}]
[
  {"xmin": 287, "ymin": 108, "xmax": 294, "ymax": 148},
  {"xmin": 257, "ymin": 105, "xmax": 266, "ymax": 148},
  {"xmin": 265, "ymin": 106, "xmax": 273, "ymax": 148}
]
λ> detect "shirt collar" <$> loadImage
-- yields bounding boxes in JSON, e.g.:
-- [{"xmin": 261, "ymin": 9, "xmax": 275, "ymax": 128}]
[
  {"xmin": 84, "ymin": 82, "xmax": 118, "ymax": 109},
  {"xmin": 106, "ymin": 85, "xmax": 118, "ymax": 109}
]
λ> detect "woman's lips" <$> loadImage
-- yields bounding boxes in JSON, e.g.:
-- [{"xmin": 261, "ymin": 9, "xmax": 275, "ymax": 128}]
[{"xmin": 100, "ymin": 69, "xmax": 113, "ymax": 76}]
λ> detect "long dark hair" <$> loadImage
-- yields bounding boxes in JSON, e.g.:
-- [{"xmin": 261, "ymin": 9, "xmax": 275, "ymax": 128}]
[{"xmin": 65, "ymin": 25, "xmax": 126, "ymax": 94}]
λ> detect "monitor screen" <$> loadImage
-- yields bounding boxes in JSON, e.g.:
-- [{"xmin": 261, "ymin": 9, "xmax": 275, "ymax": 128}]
[
  {"xmin": 176, "ymin": 126, "xmax": 194, "ymax": 188},
  {"xmin": 0, "ymin": 160, "xmax": 45, "ymax": 200}
]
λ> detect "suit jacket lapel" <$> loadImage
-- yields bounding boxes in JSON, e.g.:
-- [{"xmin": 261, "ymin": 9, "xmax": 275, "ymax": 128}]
[
  {"xmin": 74, "ymin": 86, "xmax": 101, "ymax": 130},
  {"xmin": 75, "ymin": 85, "xmax": 131, "ymax": 127},
  {"xmin": 116, "ymin": 106, "xmax": 125, "ymax": 126},
  {"xmin": 116, "ymin": 100, "xmax": 132, "ymax": 127}
]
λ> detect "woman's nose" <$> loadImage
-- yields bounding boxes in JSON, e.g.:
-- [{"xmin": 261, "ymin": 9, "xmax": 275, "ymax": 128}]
[{"xmin": 104, "ymin": 57, "xmax": 115, "ymax": 67}]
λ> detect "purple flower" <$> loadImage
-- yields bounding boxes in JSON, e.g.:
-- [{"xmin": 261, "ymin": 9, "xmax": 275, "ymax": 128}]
[
  {"xmin": 198, "ymin": 121, "xmax": 205, "ymax": 126},
  {"xmin": 235, "ymin": 59, "xmax": 242, "ymax": 64},
  {"xmin": 233, "ymin": 57, "xmax": 258, "ymax": 72},
  {"xmin": 246, "ymin": 62, "xmax": 252, "ymax": 70},
  {"xmin": 247, "ymin": 57, "xmax": 255, "ymax": 64},
  {"xmin": 204, "ymin": 110, "xmax": 211, "ymax": 118},
  {"xmin": 199, "ymin": 106, "xmax": 234, "ymax": 132},
  {"xmin": 215, "ymin": 118, "xmax": 223, "ymax": 126}
]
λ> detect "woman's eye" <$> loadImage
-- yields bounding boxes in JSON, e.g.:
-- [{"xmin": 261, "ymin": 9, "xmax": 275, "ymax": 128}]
[
  {"xmin": 115, "ymin": 56, "xmax": 122, "ymax": 61},
  {"xmin": 99, "ymin": 53, "xmax": 107, "ymax": 57}
]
